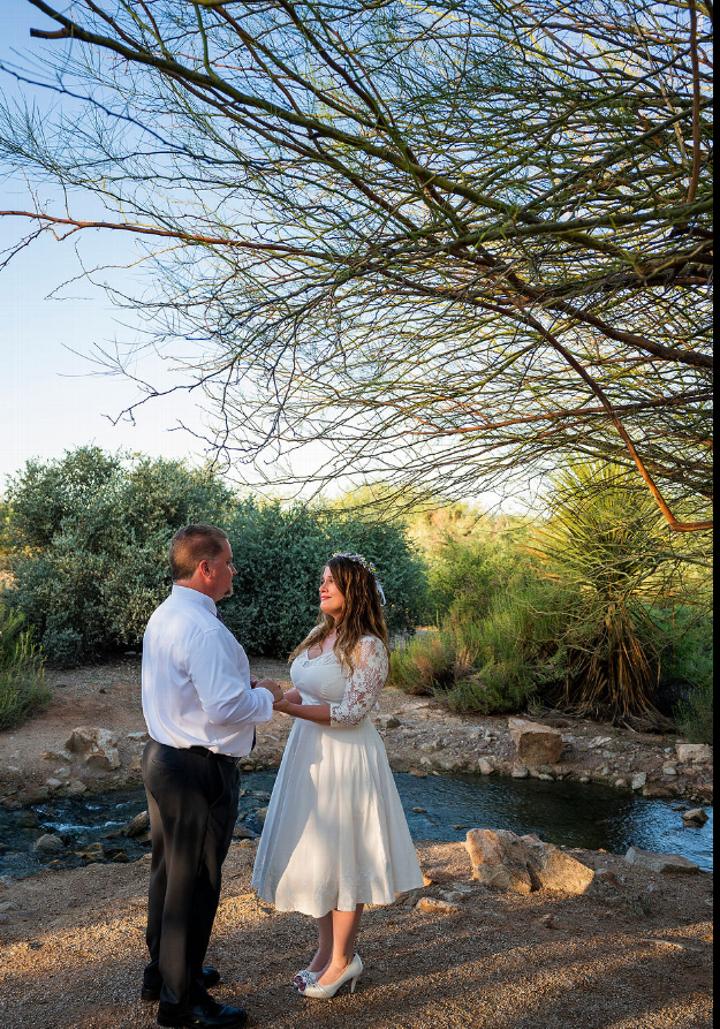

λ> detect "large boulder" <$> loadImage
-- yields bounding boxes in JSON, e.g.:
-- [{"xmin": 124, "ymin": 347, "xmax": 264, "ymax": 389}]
[
  {"xmin": 507, "ymin": 718, "xmax": 564, "ymax": 766},
  {"xmin": 465, "ymin": 829, "xmax": 594, "ymax": 895},
  {"xmin": 65, "ymin": 727, "xmax": 121, "ymax": 771}
]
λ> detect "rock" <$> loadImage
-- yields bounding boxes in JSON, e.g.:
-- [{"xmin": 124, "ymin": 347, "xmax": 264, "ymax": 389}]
[
  {"xmin": 34, "ymin": 833, "xmax": 64, "ymax": 855},
  {"xmin": 465, "ymin": 829, "xmax": 594, "ymax": 895},
  {"xmin": 385, "ymin": 717, "xmax": 401, "ymax": 730},
  {"xmin": 233, "ymin": 824, "xmax": 258, "ymax": 840},
  {"xmin": 624, "ymin": 846, "xmax": 699, "ymax": 874},
  {"xmin": 103, "ymin": 846, "xmax": 130, "ymax": 863},
  {"xmin": 642, "ymin": 784, "xmax": 676, "ymax": 799},
  {"xmin": 614, "ymin": 778, "xmax": 627, "ymax": 789},
  {"xmin": 477, "ymin": 758, "xmax": 495, "ymax": 775},
  {"xmin": 65, "ymin": 727, "xmax": 121, "ymax": 771},
  {"xmin": 511, "ymin": 764, "xmax": 529, "ymax": 779},
  {"xmin": 415, "ymin": 897, "xmax": 462, "ymax": 915},
  {"xmin": 630, "ymin": 772, "xmax": 647, "ymax": 791},
  {"xmin": 76, "ymin": 843, "xmax": 104, "ymax": 863},
  {"xmin": 66, "ymin": 780, "xmax": 87, "ymax": 797},
  {"xmin": 675, "ymin": 743, "xmax": 712, "ymax": 765},
  {"xmin": 588, "ymin": 735, "xmax": 613, "ymax": 749},
  {"xmin": 508, "ymin": 719, "xmax": 564, "ymax": 766},
  {"xmin": 123, "ymin": 810, "xmax": 150, "ymax": 837},
  {"xmin": 254, "ymin": 807, "xmax": 268, "ymax": 826},
  {"xmin": 662, "ymin": 765, "xmax": 678, "ymax": 777},
  {"xmin": 681, "ymin": 808, "xmax": 709, "ymax": 827},
  {"xmin": 45, "ymin": 778, "xmax": 64, "ymax": 790},
  {"xmin": 540, "ymin": 913, "xmax": 559, "ymax": 928},
  {"xmin": 127, "ymin": 731, "xmax": 149, "ymax": 742},
  {"xmin": 412, "ymin": 806, "xmax": 427, "ymax": 814}
]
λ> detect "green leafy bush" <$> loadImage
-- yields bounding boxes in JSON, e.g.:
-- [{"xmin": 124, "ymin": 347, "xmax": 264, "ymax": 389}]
[
  {"xmin": 223, "ymin": 500, "xmax": 427, "ymax": 656},
  {"xmin": 0, "ymin": 605, "xmax": 49, "ymax": 730},
  {"xmin": 3, "ymin": 449, "xmax": 426, "ymax": 664},
  {"xmin": 4, "ymin": 449, "xmax": 234, "ymax": 665}
]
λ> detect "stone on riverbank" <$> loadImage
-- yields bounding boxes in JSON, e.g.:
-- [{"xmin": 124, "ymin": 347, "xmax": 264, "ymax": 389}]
[
  {"xmin": 682, "ymin": 808, "xmax": 709, "ymax": 827},
  {"xmin": 508, "ymin": 719, "xmax": 564, "ymax": 766},
  {"xmin": 675, "ymin": 744, "xmax": 712, "ymax": 765},
  {"xmin": 34, "ymin": 834, "xmax": 64, "ymax": 855},
  {"xmin": 624, "ymin": 846, "xmax": 699, "ymax": 874},
  {"xmin": 65, "ymin": 727, "xmax": 121, "ymax": 771},
  {"xmin": 465, "ymin": 829, "xmax": 594, "ymax": 895}
]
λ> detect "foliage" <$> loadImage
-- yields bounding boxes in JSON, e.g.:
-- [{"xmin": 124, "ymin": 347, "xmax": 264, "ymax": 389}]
[
  {"xmin": 0, "ymin": 2, "xmax": 712, "ymax": 533},
  {"xmin": 529, "ymin": 462, "xmax": 684, "ymax": 727},
  {"xmin": 222, "ymin": 500, "xmax": 427, "ymax": 657},
  {"xmin": 675, "ymin": 681, "xmax": 713, "ymax": 745},
  {"xmin": 0, "ymin": 604, "xmax": 49, "ymax": 731},
  {"xmin": 3, "ymin": 448, "xmax": 234, "ymax": 665},
  {"xmin": 2, "ymin": 448, "xmax": 425, "ymax": 665}
]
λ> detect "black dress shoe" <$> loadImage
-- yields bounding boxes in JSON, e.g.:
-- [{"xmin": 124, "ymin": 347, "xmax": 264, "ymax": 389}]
[
  {"xmin": 156, "ymin": 1000, "xmax": 248, "ymax": 1028},
  {"xmin": 142, "ymin": 967, "xmax": 223, "ymax": 1002}
]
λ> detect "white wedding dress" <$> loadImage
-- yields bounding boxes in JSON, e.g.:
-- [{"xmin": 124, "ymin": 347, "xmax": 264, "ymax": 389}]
[{"xmin": 251, "ymin": 636, "xmax": 423, "ymax": 917}]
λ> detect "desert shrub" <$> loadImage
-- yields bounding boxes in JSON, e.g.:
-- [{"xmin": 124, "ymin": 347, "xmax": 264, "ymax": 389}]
[
  {"xmin": 223, "ymin": 500, "xmax": 427, "ymax": 656},
  {"xmin": 675, "ymin": 680, "xmax": 713, "ymax": 744},
  {"xmin": 389, "ymin": 630, "xmax": 455, "ymax": 695},
  {"xmin": 529, "ymin": 462, "xmax": 683, "ymax": 727},
  {"xmin": 3, "ymin": 451, "xmax": 426, "ymax": 664},
  {"xmin": 0, "ymin": 605, "xmax": 49, "ymax": 730},
  {"xmin": 3, "ymin": 449, "xmax": 234, "ymax": 665}
]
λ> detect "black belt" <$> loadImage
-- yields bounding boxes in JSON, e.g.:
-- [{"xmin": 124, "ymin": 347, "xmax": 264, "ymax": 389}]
[{"xmin": 188, "ymin": 745, "xmax": 240, "ymax": 766}]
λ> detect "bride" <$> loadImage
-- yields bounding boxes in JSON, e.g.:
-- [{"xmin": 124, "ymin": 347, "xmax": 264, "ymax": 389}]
[{"xmin": 251, "ymin": 552, "xmax": 423, "ymax": 999}]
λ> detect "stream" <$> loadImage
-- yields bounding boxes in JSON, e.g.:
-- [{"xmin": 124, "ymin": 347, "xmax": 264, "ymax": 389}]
[{"xmin": 0, "ymin": 769, "xmax": 712, "ymax": 881}]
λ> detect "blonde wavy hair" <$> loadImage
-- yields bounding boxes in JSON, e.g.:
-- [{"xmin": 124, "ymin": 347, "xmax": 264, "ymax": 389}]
[{"xmin": 290, "ymin": 554, "xmax": 389, "ymax": 671}]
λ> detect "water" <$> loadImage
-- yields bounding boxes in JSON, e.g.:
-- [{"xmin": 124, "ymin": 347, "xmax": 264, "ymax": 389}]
[{"xmin": 0, "ymin": 771, "xmax": 712, "ymax": 881}]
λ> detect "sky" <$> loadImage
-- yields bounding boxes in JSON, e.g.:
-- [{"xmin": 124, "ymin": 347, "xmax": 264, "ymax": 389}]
[
  {"xmin": 0, "ymin": 3, "xmax": 232, "ymax": 492},
  {"xmin": 0, "ymin": 3, "xmax": 525, "ymax": 513}
]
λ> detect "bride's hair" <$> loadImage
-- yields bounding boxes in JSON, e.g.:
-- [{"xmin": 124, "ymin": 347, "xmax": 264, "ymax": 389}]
[{"xmin": 289, "ymin": 554, "xmax": 389, "ymax": 670}]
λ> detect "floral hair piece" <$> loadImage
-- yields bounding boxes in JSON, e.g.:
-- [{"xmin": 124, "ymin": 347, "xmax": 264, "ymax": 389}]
[{"xmin": 330, "ymin": 551, "xmax": 387, "ymax": 607}]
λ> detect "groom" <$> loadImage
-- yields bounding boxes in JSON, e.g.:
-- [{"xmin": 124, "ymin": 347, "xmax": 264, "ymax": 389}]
[{"xmin": 141, "ymin": 524, "xmax": 283, "ymax": 1028}]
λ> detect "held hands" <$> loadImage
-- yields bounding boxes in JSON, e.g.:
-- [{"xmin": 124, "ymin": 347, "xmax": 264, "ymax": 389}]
[
  {"xmin": 253, "ymin": 678, "xmax": 284, "ymax": 704},
  {"xmin": 273, "ymin": 687, "xmax": 302, "ymax": 714}
]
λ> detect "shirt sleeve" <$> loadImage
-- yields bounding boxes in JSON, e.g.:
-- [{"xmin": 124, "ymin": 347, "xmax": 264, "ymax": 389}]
[
  {"xmin": 329, "ymin": 636, "xmax": 389, "ymax": 727},
  {"xmin": 186, "ymin": 625, "xmax": 275, "ymax": 726}
]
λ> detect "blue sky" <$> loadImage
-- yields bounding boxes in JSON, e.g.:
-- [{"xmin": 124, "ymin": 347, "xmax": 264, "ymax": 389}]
[
  {"xmin": 0, "ymin": 3, "xmax": 525, "ymax": 513},
  {"xmin": 0, "ymin": 3, "xmax": 218, "ymax": 490}
]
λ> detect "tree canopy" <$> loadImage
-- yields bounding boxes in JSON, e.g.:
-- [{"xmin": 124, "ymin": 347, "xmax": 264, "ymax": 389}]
[{"xmin": 1, "ymin": 1, "xmax": 713, "ymax": 531}]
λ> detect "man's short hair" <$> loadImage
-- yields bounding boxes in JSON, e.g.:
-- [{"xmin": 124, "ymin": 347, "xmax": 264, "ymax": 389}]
[{"xmin": 170, "ymin": 524, "xmax": 229, "ymax": 581}]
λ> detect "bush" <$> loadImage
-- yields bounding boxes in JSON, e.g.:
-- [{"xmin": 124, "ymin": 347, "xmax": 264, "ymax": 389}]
[
  {"xmin": 675, "ymin": 680, "xmax": 713, "ymax": 744},
  {"xmin": 0, "ymin": 605, "xmax": 49, "ymax": 730},
  {"xmin": 389, "ymin": 630, "xmax": 455, "ymax": 695},
  {"xmin": 223, "ymin": 500, "xmax": 427, "ymax": 656},
  {"xmin": 3, "ymin": 449, "xmax": 426, "ymax": 664},
  {"xmin": 4, "ymin": 449, "xmax": 234, "ymax": 664}
]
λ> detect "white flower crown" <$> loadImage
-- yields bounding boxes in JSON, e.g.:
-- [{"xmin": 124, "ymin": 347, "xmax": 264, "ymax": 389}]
[{"xmin": 330, "ymin": 552, "xmax": 387, "ymax": 606}]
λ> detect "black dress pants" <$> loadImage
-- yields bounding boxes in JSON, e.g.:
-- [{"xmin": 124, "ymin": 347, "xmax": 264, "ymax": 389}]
[{"xmin": 142, "ymin": 739, "xmax": 240, "ymax": 1012}]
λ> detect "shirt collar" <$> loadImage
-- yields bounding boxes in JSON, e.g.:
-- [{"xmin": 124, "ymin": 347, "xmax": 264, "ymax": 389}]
[{"xmin": 171, "ymin": 583, "xmax": 217, "ymax": 617}]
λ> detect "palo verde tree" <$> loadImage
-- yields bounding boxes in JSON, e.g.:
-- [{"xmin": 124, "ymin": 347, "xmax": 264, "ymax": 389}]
[{"xmin": 0, "ymin": 2, "xmax": 713, "ymax": 536}]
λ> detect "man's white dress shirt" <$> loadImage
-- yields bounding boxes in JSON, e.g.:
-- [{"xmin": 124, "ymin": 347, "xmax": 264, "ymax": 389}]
[{"xmin": 142, "ymin": 584, "xmax": 274, "ymax": 756}]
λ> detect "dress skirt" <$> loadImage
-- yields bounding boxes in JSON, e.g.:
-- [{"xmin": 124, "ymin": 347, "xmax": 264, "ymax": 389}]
[{"xmin": 251, "ymin": 715, "xmax": 424, "ymax": 917}]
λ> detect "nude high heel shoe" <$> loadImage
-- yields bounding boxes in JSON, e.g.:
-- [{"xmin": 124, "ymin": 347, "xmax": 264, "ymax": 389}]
[{"xmin": 300, "ymin": 953, "xmax": 363, "ymax": 999}]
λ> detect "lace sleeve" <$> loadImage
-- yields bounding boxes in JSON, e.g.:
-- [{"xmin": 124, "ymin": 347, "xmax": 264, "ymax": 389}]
[{"xmin": 329, "ymin": 636, "xmax": 389, "ymax": 727}]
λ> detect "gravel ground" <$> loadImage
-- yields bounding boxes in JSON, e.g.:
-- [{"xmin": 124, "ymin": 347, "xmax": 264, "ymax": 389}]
[{"xmin": 0, "ymin": 839, "xmax": 712, "ymax": 1029}]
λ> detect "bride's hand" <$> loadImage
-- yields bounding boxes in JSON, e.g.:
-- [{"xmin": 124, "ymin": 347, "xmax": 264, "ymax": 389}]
[{"xmin": 282, "ymin": 688, "xmax": 302, "ymax": 705}]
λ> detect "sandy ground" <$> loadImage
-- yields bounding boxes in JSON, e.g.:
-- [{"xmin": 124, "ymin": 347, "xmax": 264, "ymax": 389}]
[{"xmin": 0, "ymin": 837, "xmax": 712, "ymax": 1029}]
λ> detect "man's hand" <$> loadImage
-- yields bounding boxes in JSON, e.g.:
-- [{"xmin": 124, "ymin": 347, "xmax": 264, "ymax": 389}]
[{"xmin": 255, "ymin": 677, "xmax": 283, "ymax": 703}]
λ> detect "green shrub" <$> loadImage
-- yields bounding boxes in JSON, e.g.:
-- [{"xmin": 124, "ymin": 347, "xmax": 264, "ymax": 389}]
[
  {"xmin": 3, "ymin": 449, "xmax": 234, "ymax": 664},
  {"xmin": 389, "ymin": 630, "xmax": 455, "ymax": 695},
  {"xmin": 3, "ymin": 449, "xmax": 426, "ymax": 664},
  {"xmin": 675, "ymin": 680, "xmax": 713, "ymax": 744},
  {"xmin": 0, "ymin": 605, "xmax": 49, "ymax": 730},
  {"xmin": 223, "ymin": 500, "xmax": 427, "ymax": 656}
]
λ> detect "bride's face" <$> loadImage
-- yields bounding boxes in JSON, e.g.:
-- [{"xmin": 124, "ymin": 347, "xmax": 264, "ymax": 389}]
[{"xmin": 319, "ymin": 566, "xmax": 345, "ymax": 621}]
